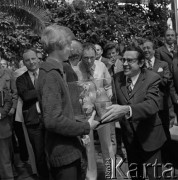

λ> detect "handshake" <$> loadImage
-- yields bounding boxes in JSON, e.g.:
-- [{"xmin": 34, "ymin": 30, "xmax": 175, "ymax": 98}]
[{"xmin": 88, "ymin": 104, "xmax": 131, "ymax": 130}]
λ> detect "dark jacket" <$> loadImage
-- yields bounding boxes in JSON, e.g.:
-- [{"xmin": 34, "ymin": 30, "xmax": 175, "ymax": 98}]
[
  {"xmin": 152, "ymin": 58, "xmax": 171, "ymax": 110},
  {"xmin": 155, "ymin": 44, "xmax": 178, "ymax": 69},
  {"xmin": 0, "ymin": 68, "xmax": 17, "ymax": 110},
  {"xmin": 37, "ymin": 57, "xmax": 90, "ymax": 167},
  {"xmin": 172, "ymin": 53, "xmax": 178, "ymax": 94},
  {"xmin": 63, "ymin": 61, "xmax": 78, "ymax": 82},
  {"xmin": 0, "ymin": 71, "xmax": 12, "ymax": 138},
  {"xmin": 16, "ymin": 71, "xmax": 39, "ymax": 126},
  {"xmin": 112, "ymin": 70, "xmax": 166, "ymax": 152}
]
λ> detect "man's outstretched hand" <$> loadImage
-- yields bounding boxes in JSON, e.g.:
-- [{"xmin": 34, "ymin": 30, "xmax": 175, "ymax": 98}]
[{"xmin": 88, "ymin": 110, "xmax": 99, "ymax": 130}]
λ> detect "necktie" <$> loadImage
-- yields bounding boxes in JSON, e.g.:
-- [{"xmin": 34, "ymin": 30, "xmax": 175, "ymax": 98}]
[
  {"xmin": 33, "ymin": 71, "xmax": 38, "ymax": 86},
  {"xmin": 87, "ymin": 68, "xmax": 94, "ymax": 80},
  {"xmin": 147, "ymin": 60, "xmax": 153, "ymax": 70},
  {"xmin": 127, "ymin": 77, "xmax": 132, "ymax": 97},
  {"xmin": 170, "ymin": 45, "xmax": 174, "ymax": 57}
]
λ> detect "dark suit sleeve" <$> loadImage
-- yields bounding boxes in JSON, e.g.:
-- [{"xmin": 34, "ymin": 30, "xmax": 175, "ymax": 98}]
[
  {"xmin": 159, "ymin": 62, "xmax": 171, "ymax": 87},
  {"xmin": 0, "ymin": 88, "xmax": 12, "ymax": 119},
  {"xmin": 16, "ymin": 75, "xmax": 38, "ymax": 103},
  {"xmin": 41, "ymin": 71, "xmax": 90, "ymax": 136},
  {"xmin": 169, "ymin": 69, "xmax": 178, "ymax": 103},
  {"xmin": 130, "ymin": 74, "xmax": 161, "ymax": 121},
  {"xmin": 155, "ymin": 48, "xmax": 161, "ymax": 61}
]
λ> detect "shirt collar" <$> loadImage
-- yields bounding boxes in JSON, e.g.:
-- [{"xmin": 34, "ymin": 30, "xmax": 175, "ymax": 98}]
[
  {"xmin": 46, "ymin": 57, "xmax": 64, "ymax": 73},
  {"xmin": 127, "ymin": 72, "xmax": 141, "ymax": 87},
  {"xmin": 28, "ymin": 68, "xmax": 39, "ymax": 76},
  {"xmin": 97, "ymin": 56, "xmax": 102, "ymax": 62},
  {"xmin": 165, "ymin": 43, "xmax": 174, "ymax": 51},
  {"xmin": 150, "ymin": 56, "xmax": 155, "ymax": 67},
  {"xmin": 91, "ymin": 61, "xmax": 96, "ymax": 71}
]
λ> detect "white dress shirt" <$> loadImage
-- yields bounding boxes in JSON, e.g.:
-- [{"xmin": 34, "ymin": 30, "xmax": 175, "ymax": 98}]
[
  {"xmin": 126, "ymin": 72, "xmax": 141, "ymax": 118},
  {"xmin": 79, "ymin": 60, "xmax": 112, "ymax": 98},
  {"xmin": 28, "ymin": 69, "xmax": 41, "ymax": 113}
]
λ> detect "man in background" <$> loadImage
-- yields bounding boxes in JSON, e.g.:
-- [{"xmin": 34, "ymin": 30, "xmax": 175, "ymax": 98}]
[
  {"xmin": 78, "ymin": 43, "xmax": 116, "ymax": 180},
  {"xmin": 103, "ymin": 42, "xmax": 123, "ymax": 75},
  {"xmin": 16, "ymin": 48, "xmax": 49, "ymax": 180}
]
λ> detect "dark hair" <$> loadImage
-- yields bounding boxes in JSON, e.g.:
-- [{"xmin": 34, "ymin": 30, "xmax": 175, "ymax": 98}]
[
  {"xmin": 103, "ymin": 42, "xmax": 119, "ymax": 58},
  {"xmin": 143, "ymin": 40, "xmax": 156, "ymax": 50},
  {"xmin": 123, "ymin": 45, "xmax": 146, "ymax": 70},
  {"xmin": 123, "ymin": 45, "xmax": 145, "ymax": 62},
  {"xmin": 82, "ymin": 43, "xmax": 96, "ymax": 56},
  {"xmin": 23, "ymin": 48, "xmax": 38, "ymax": 56}
]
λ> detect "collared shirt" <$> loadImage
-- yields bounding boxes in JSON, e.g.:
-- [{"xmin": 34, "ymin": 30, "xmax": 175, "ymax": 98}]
[
  {"xmin": 126, "ymin": 72, "xmax": 141, "ymax": 119},
  {"xmin": 150, "ymin": 56, "xmax": 155, "ymax": 68},
  {"xmin": 28, "ymin": 69, "xmax": 41, "ymax": 113},
  {"xmin": 127, "ymin": 72, "xmax": 141, "ymax": 90},
  {"xmin": 97, "ymin": 56, "xmax": 102, "ymax": 62},
  {"xmin": 146, "ymin": 56, "xmax": 155, "ymax": 69},
  {"xmin": 78, "ymin": 60, "xmax": 112, "ymax": 98},
  {"xmin": 28, "ymin": 69, "xmax": 39, "ymax": 85},
  {"xmin": 71, "ymin": 64, "xmax": 83, "ymax": 81},
  {"xmin": 165, "ymin": 43, "xmax": 174, "ymax": 53}
]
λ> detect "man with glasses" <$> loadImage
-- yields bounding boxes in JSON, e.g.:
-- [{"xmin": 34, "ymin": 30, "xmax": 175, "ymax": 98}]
[
  {"xmin": 78, "ymin": 43, "xmax": 116, "ymax": 180},
  {"xmin": 101, "ymin": 46, "xmax": 166, "ymax": 180}
]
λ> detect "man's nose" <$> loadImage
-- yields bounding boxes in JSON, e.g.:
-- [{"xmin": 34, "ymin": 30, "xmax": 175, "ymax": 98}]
[
  {"xmin": 29, "ymin": 59, "xmax": 34, "ymax": 64},
  {"xmin": 123, "ymin": 60, "xmax": 128, "ymax": 66},
  {"xmin": 88, "ymin": 58, "xmax": 92, "ymax": 63}
]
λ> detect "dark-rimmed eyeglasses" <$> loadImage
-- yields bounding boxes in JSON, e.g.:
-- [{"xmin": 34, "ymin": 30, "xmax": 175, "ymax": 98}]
[
  {"xmin": 121, "ymin": 58, "xmax": 138, "ymax": 64},
  {"xmin": 82, "ymin": 57, "xmax": 95, "ymax": 61}
]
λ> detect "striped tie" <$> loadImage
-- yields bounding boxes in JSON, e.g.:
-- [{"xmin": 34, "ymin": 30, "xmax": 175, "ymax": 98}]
[
  {"xmin": 127, "ymin": 77, "xmax": 132, "ymax": 97},
  {"xmin": 33, "ymin": 71, "xmax": 38, "ymax": 87}
]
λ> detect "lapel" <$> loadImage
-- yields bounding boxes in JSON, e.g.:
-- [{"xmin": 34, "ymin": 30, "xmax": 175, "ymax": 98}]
[
  {"xmin": 129, "ymin": 71, "xmax": 145, "ymax": 99},
  {"xmin": 119, "ymin": 72, "xmax": 129, "ymax": 101},
  {"xmin": 24, "ymin": 71, "xmax": 35, "ymax": 89},
  {"xmin": 162, "ymin": 45, "xmax": 173, "ymax": 58},
  {"xmin": 152, "ymin": 58, "xmax": 160, "ymax": 73}
]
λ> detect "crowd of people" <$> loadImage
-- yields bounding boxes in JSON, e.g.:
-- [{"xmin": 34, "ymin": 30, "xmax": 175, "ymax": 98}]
[{"xmin": 0, "ymin": 25, "xmax": 177, "ymax": 180}]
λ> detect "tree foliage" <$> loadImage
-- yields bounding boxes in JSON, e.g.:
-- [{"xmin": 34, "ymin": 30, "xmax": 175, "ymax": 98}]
[
  {"xmin": 0, "ymin": 0, "xmax": 50, "ymax": 35},
  {"xmin": 45, "ymin": 0, "xmax": 170, "ymax": 48},
  {"xmin": 0, "ymin": 17, "xmax": 42, "ymax": 65},
  {"xmin": 0, "ymin": 0, "xmax": 171, "ymax": 65}
]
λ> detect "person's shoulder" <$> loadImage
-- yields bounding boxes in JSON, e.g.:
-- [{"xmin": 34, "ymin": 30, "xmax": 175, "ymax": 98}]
[
  {"xmin": 155, "ymin": 58, "xmax": 168, "ymax": 67},
  {"xmin": 40, "ymin": 61, "xmax": 53, "ymax": 71},
  {"xmin": 144, "ymin": 69, "xmax": 160, "ymax": 81},
  {"xmin": 113, "ymin": 71, "xmax": 124, "ymax": 81},
  {"xmin": 16, "ymin": 70, "xmax": 28, "ymax": 83},
  {"xmin": 14, "ymin": 66, "xmax": 27, "ymax": 78},
  {"xmin": 101, "ymin": 57, "xmax": 109, "ymax": 62},
  {"xmin": 95, "ymin": 60, "xmax": 106, "ymax": 67}
]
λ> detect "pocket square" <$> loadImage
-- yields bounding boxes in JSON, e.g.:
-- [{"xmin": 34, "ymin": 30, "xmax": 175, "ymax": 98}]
[{"xmin": 158, "ymin": 67, "xmax": 163, "ymax": 72}]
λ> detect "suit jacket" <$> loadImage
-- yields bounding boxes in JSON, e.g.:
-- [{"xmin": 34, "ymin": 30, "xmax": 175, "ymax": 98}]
[
  {"xmin": 0, "ymin": 87, "xmax": 12, "ymax": 139},
  {"xmin": 16, "ymin": 71, "xmax": 39, "ymax": 126},
  {"xmin": 0, "ymin": 68, "xmax": 18, "ymax": 110},
  {"xmin": 172, "ymin": 53, "xmax": 178, "ymax": 93},
  {"xmin": 152, "ymin": 58, "xmax": 171, "ymax": 110},
  {"xmin": 63, "ymin": 62, "xmax": 78, "ymax": 82},
  {"xmin": 112, "ymin": 70, "xmax": 166, "ymax": 152},
  {"xmin": 155, "ymin": 44, "xmax": 178, "ymax": 69}
]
